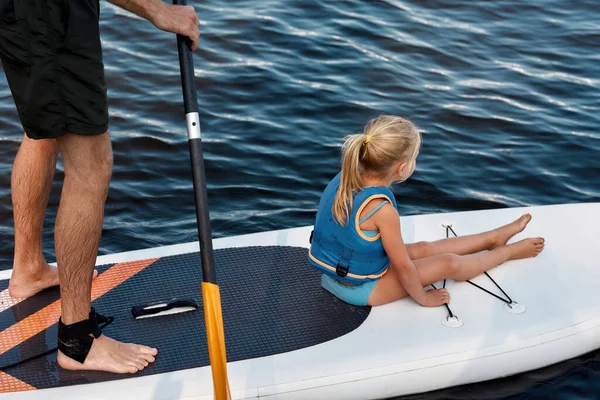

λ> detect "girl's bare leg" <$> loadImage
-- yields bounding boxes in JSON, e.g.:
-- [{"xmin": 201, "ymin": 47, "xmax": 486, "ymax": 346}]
[
  {"xmin": 406, "ymin": 214, "xmax": 532, "ymax": 260},
  {"xmin": 368, "ymin": 236, "xmax": 545, "ymax": 306}
]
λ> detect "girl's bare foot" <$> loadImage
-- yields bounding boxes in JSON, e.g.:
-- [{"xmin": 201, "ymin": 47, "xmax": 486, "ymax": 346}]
[
  {"xmin": 490, "ymin": 214, "xmax": 532, "ymax": 250},
  {"xmin": 57, "ymin": 334, "xmax": 158, "ymax": 374},
  {"xmin": 8, "ymin": 265, "xmax": 98, "ymax": 299},
  {"xmin": 505, "ymin": 237, "xmax": 545, "ymax": 260}
]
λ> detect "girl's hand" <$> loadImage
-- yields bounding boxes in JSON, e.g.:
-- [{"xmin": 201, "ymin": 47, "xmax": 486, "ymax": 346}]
[{"xmin": 423, "ymin": 288, "xmax": 450, "ymax": 307}]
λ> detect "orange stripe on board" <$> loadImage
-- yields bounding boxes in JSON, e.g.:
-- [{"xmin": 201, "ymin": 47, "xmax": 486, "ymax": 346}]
[
  {"xmin": 0, "ymin": 288, "xmax": 26, "ymax": 314},
  {"xmin": 0, "ymin": 371, "xmax": 36, "ymax": 392},
  {"xmin": 0, "ymin": 258, "xmax": 158, "ymax": 358}
]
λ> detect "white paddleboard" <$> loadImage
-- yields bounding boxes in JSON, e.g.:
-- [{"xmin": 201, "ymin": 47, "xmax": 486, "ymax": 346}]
[{"xmin": 1, "ymin": 202, "xmax": 599, "ymax": 400}]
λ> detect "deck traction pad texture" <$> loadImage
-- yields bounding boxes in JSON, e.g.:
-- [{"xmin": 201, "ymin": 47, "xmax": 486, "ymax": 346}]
[{"xmin": 0, "ymin": 246, "xmax": 370, "ymax": 391}]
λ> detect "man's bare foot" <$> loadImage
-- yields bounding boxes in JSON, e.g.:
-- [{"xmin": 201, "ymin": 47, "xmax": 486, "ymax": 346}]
[
  {"xmin": 57, "ymin": 334, "xmax": 158, "ymax": 374},
  {"xmin": 505, "ymin": 237, "xmax": 545, "ymax": 260},
  {"xmin": 8, "ymin": 264, "xmax": 98, "ymax": 299},
  {"xmin": 490, "ymin": 214, "xmax": 532, "ymax": 250}
]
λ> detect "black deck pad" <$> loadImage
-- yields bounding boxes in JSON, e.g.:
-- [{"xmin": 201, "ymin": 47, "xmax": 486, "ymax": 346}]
[{"xmin": 0, "ymin": 246, "xmax": 370, "ymax": 391}]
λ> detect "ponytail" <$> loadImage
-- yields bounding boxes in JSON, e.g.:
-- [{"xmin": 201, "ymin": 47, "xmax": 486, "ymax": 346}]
[{"xmin": 333, "ymin": 134, "xmax": 366, "ymax": 225}]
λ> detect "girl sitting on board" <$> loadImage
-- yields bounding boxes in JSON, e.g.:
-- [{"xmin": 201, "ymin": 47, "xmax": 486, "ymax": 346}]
[{"xmin": 308, "ymin": 115, "xmax": 545, "ymax": 307}]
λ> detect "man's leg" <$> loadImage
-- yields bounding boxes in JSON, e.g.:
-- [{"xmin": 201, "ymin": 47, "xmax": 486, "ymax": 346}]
[
  {"xmin": 55, "ymin": 131, "xmax": 157, "ymax": 373},
  {"xmin": 8, "ymin": 134, "xmax": 58, "ymax": 298},
  {"xmin": 8, "ymin": 133, "xmax": 97, "ymax": 299}
]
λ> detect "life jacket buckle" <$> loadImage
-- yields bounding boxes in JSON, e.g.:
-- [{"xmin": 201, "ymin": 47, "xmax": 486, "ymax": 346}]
[{"xmin": 335, "ymin": 263, "xmax": 349, "ymax": 277}]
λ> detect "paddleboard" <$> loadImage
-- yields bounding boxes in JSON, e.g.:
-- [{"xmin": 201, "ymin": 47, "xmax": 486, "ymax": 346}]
[{"xmin": 1, "ymin": 202, "xmax": 599, "ymax": 399}]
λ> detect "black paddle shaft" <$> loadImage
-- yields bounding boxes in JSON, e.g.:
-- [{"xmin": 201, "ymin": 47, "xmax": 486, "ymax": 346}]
[{"xmin": 173, "ymin": 0, "xmax": 216, "ymax": 284}]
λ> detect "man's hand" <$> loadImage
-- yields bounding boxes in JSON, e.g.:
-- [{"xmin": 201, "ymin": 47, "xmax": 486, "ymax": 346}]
[
  {"xmin": 151, "ymin": 3, "xmax": 200, "ymax": 51},
  {"xmin": 108, "ymin": 0, "xmax": 200, "ymax": 51}
]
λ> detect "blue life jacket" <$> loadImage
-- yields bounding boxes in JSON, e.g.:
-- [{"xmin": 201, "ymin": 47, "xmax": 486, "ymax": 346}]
[{"xmin": 308, "ymin": 172, "xmax": 398, "ymax": 285}]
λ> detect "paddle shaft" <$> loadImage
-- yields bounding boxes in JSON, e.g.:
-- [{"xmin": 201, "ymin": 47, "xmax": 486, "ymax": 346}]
[
  {"xmin": 173, "ymin": 0, "xmax": 215, "ymax": 284},
  {"xmin": 173, "ymin": 2, "xmax": 231, "ymax": 399}
]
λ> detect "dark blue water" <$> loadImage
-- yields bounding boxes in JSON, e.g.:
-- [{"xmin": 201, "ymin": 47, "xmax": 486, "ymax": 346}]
[{"xmin": 0, "ymin": 0, "xmax": 598, "ymax": 398}]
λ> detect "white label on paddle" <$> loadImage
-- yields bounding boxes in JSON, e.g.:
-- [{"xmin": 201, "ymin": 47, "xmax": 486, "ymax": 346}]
[{"xmin": 186, "ymin": 112, "xmax": 201, "ymax": 140}]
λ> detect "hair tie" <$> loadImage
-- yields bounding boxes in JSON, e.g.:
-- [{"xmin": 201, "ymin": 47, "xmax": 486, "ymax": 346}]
[{"xmin": 363, "ymin": 135, "xmax": 371, "ymax": 145}]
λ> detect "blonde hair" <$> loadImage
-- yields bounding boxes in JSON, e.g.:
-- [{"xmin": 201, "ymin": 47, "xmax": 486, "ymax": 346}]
[{"xmin": 332, "ymin": 115, "xmax": 421, "ymax": 225}]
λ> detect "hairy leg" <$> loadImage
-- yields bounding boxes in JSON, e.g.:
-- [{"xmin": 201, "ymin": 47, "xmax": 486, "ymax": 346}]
[
  {"xmin": 55, "ymin": 132, "xmax": 113, "ymax": 324},
  {"xmin": 8, "ymin": 133, "xmax": 97, "ymax": 299},
  {"xmin": 55, "ymin": 131, "xmax": 157, "ymax": 373},
  {"xmin": 8, "ymin": 134, "xmax": 59, "ymax": 298},
  {"xmin": 368, "ymin": 237, "xmax": 544, "ymax": 306},
  {"xmin": 406, "ymin": 214, "xmax": 532, "ymax": 260}
]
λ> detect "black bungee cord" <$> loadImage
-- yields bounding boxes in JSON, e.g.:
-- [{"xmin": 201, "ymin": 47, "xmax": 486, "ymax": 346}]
[{"xmin": 432, "ymin": 225, "xmax": 517, "ymax": 323}]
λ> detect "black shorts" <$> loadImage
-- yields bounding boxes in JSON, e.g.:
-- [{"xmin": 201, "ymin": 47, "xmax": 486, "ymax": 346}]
[{"xmin": 0, "ymin": 0, "xmax": 107, "ymax": 140}]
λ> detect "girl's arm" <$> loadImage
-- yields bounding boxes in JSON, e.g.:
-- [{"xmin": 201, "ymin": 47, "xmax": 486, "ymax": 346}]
[{"xmin": 373, "ymin": 204, "xmax": 437, "ymax": 307}]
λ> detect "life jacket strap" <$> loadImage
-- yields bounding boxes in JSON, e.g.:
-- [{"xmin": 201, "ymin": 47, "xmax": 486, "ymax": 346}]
[{"xmin": 336, "ymin": 247, "xmax": 353, "ymax": 277}]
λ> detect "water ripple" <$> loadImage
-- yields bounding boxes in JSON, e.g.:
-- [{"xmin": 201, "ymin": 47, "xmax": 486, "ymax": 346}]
[
  {"xmin": 495, "ymin": 60, "xmax": 597, "ymax": 87},
  {"xmin": 0, "ymin": 1, "xmax": 598, "ymax": 395}
]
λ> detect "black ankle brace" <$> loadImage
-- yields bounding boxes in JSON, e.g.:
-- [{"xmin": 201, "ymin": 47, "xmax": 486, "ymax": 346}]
[{"xmin": 57, "ymin": 308, "xmax": 114, "ymax": 364}]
